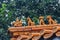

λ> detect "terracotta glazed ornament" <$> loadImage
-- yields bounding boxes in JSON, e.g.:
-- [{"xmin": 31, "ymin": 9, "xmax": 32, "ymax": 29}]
[
  {"xmin": 47, "ymin": 15, "xmax": 57, "ymax": 24},
  {"xmin": 13, "ymin": 17, "xmax": 22, "ymax": 27},
  {"xmin": 8, "ymin": 16, "xmax": 60, "ymax": 40},
  {"xmin": 27, "ymin": 17, "xmax": 35, "ymax": 26},
  {"xmin": 39, "ymin": 16, "xmax": 45, "ymax": 25}
]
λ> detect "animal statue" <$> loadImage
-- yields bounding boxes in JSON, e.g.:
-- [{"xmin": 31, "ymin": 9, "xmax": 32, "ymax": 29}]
[
  {"xmin": 47, "ymin": 16, "xmax": 57, "ymax": 24},
  {"xmin": 8, "ymin": 16, "xmax": 60, "ymax": 40},
  {"xmin": 27, "ymin": 17, "xmax": 35, "ymax": 26},
  {"xmin": 39, "ymin": 16, "xmax": 45, "ymax": 25},
  {"xmin": 13, "ymin": 17, "xmax": 22, "ymax": 27}
]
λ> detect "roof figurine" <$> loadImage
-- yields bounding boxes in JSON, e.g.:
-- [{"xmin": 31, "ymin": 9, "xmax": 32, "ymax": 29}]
[
  {"xmin": 47, "ymin": 15, "xmax": 57, "ymax": 24},
  {"xmin": 27, "ymin": 17, "xmax": 33, "ymax": 26},
  {"xmin": 39, "ymin": 16, "xmax": 45, "ymax": 25},
  {"xmin": 8, "ymin": 16, "xmax": 60, "ymax": 40},
  {"xmin": 13, "ymin": 17, "xmax": 19, "ymax": 27},
  {"xmin": 13, "ymin": 17, "xmax": 22, "ymax": 27},
  {"xmin": 27, "ymin": 17, "xmax": 35, "ymax": 26}
]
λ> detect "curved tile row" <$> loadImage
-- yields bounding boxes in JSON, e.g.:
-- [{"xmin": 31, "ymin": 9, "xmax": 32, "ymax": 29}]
[{"xmin": 9, "ymin": 25, "xmax": 60, "ymax": 40}]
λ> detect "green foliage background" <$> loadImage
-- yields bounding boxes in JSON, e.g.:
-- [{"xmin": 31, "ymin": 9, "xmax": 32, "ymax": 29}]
[{"xmin": 0, "ymin": 0, "xmax": 60, "ymax": 40}]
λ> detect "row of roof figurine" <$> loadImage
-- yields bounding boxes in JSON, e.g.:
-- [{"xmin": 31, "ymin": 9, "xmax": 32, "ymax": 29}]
[{"xmin": 12, "ymin": 15, "xmax": 57, "ymax": 27}]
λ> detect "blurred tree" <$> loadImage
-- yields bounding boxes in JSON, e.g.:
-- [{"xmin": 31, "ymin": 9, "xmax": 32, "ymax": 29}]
[{"xmin": 0, "ymin": 0, "xmax": 60, "ymax": 40}]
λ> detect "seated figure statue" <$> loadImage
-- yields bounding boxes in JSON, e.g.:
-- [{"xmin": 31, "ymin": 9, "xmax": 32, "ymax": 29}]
[
  {"xmin": 27, "ymin": 17, "xmax": 35, "ymax": 26},
  {"xmin": 39, "ymin": 16, "xmax": 45, "ymax": 25},
  {"xmin": 47, "ymin": 15, "xmax": 57, "ymax": 25},
  {"xmin": 13, "ymin": 17, "xmax": 22, "ymax": 27}
]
